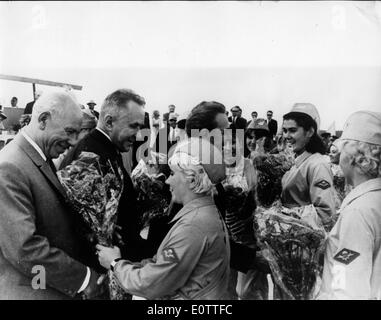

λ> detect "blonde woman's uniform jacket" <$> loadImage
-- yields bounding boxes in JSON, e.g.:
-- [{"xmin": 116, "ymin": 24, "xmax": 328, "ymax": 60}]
[
  {"xmin": 318, "ymin": 178, "xmax": 381, "ymax": 300},
  {"xmin": 113, "ymin": 196, "xmax": 231, "ymax": 300}
]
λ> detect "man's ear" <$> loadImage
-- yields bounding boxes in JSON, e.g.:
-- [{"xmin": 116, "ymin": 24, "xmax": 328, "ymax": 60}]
[
  {"xmin": 103, "ymin": 114, "xmax": 113, "ymax": 131},
  {"xmin": 38, "ymin": 112, "xmax": 51, "ymax": 130}
]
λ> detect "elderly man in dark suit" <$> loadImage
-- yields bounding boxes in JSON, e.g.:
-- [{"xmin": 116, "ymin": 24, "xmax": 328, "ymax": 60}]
[
  {"xmin": 60, "ymin": 89, "xmax": 150, "ymax": 264},
  {"xmin": 0, "ymin": 91, "xmax": 105, "ymax": 299}
]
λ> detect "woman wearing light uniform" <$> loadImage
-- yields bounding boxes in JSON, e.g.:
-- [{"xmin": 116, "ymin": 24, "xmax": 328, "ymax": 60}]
[
  {"xmin": 281, "ymin": 103, "xmax": 336, "ymax": 230},
  {"xmin": 319, "ymin": 111, "xmax": 381, "ymax": 300},
  {"xmin": 96, "ymin": 138, "xmax": 230, "ymax": 300}
]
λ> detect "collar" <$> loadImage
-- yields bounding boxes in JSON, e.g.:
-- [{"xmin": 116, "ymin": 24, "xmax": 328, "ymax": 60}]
[
  {"xmin": 294, "ymin": 151, "xmax": 312, "ymax": 168},
  {"xmin": 340, "ymin": 177, "xmax": 381, "ymax": 211},
  {"xmin": 96, "ymin": 127, "xmax": 111, "ymax": 142},
  {"xmin": 21, "ymin": 130, "xmax": 47, "ymax": 161},
  {"xmin": 169, "ymin": 196, "xmax": 215, "ymax": 224}
]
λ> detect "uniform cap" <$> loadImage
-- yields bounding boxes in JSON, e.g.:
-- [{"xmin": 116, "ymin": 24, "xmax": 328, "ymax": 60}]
[
  {"xmin": 171, "ymin": 137, "xmax": 226, "ymax": 184},
  {"xmin": 87, "ymin": 100, "xmax": 96, "ymax": 106},
  {"xmin": 290, "ymin": 103, "xmax": 321, "ymax": 129},
  {"xmin": 340, "ymin": 111, "xmax": 381, "ymax": 146}
]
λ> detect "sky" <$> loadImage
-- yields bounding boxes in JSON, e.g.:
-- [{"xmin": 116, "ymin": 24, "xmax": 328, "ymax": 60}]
[{"xmin": 1, "ymin": 1, "xmax": 381, "ymax": 130}]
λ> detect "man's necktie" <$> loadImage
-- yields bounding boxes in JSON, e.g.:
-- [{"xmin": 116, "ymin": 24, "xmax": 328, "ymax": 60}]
[{"xmin": 47, "ymin": 158, "xmax": 57, "ymax": 176}]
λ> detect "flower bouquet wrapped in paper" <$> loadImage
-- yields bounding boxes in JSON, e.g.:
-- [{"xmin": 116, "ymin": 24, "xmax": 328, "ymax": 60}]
[
  {"xmin": 131, "ymin": 152, "xmax": 172, "ymax": 230},
  {"xmin": 254, "ymin": 203, "xmax": 326, "ymax": 300},
  {"xmin": 57, "ymin": 151, "xmax": 127, "ymax": 300},
  {"xmin": 253, "ymin": 152, "xmax": 294, "ymax": 207},
  {"xmin": 222, "ymin": 158, "xmax": 257, "ymax": 246}
]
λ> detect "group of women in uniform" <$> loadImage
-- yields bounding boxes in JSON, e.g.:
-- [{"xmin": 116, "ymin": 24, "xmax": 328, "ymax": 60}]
[{"xmin": 96, "ymin": 101, "xmax": 381, "ymax": 300}]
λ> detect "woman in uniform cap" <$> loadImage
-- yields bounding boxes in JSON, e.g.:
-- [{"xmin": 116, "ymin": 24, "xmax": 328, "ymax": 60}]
[
  {"xmin": 319, "ymin": 110, "xmax": 381, "ymax": 300},
  {"xmin": 96, "ymin": 138, "xmax": 230, "ymax": 300},
  {"xmin": 281, "ymin": 103, "xmax": 336, "ymax": 230}
]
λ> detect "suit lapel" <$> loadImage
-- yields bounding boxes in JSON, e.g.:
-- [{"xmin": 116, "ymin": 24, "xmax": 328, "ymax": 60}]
[{"xmin": 16, "ymin": 134, "xmax": 68, "ymax": 201}]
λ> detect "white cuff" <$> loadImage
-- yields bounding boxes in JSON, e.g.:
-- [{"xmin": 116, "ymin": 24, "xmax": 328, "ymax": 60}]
[{"xmin": 77, "ymin": 267, "xmax": 91, "ymax": 293}]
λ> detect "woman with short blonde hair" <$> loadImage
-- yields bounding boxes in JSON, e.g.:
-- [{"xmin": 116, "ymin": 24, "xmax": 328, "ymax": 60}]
[
  {"xmin": 319, "ymin": 111, "xmax": 381, "ymax": 300},
  {"xmin": 96, "ymin": 138, "xmax": 230, "ymax": 300}
]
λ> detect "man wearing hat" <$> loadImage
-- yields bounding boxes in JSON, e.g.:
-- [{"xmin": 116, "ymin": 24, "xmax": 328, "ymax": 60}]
[
  {"xmin": 228, "ymin": 106, "xmax": 247, "ymax": 130},
  {"xmin": 87, "ymin": 100, "xmax": 99, "ymax": 119},
  {"xmin": 319, "ymin": 111, "xmax": 381, "ymax": 300}
]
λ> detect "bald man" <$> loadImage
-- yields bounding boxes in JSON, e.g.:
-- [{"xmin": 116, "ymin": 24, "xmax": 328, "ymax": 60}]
[{"xmin": 0, "ymin": 91, "xmax": 105, "ymax": 299}]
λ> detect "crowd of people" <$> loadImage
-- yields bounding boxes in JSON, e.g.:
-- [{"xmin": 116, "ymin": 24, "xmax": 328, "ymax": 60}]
[{"xmin": 0, "ymin": 87, "xmax": 380, "ymax": 300}]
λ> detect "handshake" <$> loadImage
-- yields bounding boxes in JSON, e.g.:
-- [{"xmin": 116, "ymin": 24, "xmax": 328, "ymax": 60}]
[
  {"xmin": 80, "ymin": 270, "xmax": 108, "ymax": 300},
  {"xmin": 80, "ymin": 244, "xmax": 123, "ymax": 300}
]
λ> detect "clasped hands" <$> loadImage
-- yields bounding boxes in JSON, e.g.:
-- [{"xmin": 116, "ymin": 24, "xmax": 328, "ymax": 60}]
[{"xmin": 95, "ymin": 244, "xmax": 122, "ymax": 270}]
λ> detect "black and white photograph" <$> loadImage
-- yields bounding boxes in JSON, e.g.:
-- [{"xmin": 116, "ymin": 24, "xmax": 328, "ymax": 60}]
[{"xmin": 0, "ymin": 0, "xmax": 381, "ymax": 309}]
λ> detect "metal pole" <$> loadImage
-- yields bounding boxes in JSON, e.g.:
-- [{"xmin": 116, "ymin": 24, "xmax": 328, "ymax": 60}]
[{"xmin": 32, "ymin": 83, "xmax": 36, "ymax": 100}]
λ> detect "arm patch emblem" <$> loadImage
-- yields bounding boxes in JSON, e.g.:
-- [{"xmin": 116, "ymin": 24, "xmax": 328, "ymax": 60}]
[
  {"xmin": 333, "ymin": 248, "xmax": 360, "ymax": 265},
  {"xmin": 162, "ymin": 247, "xmax": 179, "ymax": 263},
  {"xmin": 315, "ymin": 180, "xmax": 331, "ymax": 190}
]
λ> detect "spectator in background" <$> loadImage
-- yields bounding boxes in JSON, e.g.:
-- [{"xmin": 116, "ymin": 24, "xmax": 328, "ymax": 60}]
[
  {"xmin": 10, "ymin": 97, "xmax": 19, "ymax": 108},
  {"xmin": 151, "ymin": 110, "xmax": 162, "ymax": 129},
  {"xmin": 78, "ymin": 110, "xmax": 97, "ymax": 141},
  {"xmin": 321, "ymin": 132, "xmax": 331, "ymax": 154},
  {"xmin": 163, "ymin": 104, "xmax": 177, "ymax": 124},
  {"xmin": 244, "ymin": 118, "xmax": 274, "ymax": 160},
  {"xmin": 19, "ymin": 114, "xmax": 32, "ymax": 128},
  {"xmin": 149, "ymin": 110, "xmax": 163, "ymax": 150},
  {"xmin": 0, "ymin": 111, "xmax": 7, "ymax": 133},
  {"xmin": 247, "ymin": 111, "xmax": 258, "ymax": 128},
  {"xmin": 174, "ymin": 113, "xmax": 188, "ymax": 143},
  {"xmin": 87, "ymin": 100, "xmax": 99, "ymax": 119},
  {"xmin": 24, "ymin": 90, "xmax": 43, "ymax": 115},
  {"xmin": 229, "ymin": 106, "xmax": 247, "ymax": 130},
  {"xmin": 266, "ymin": 110, "xmax": 278, "ymax": 140},
  {"xmin": 153, "ymin": 113, "xmax": 177, "ymax": 155},
  {"xmin": 132, "ymin": 111, "xmax": 150, "ymax": 170}
]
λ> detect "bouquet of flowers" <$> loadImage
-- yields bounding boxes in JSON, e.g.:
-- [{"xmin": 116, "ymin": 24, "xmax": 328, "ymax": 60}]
[
  {"xmin": 222, "ymin": 159, "xmax": 257, "ymax": 246},
  {"xmin": 253, "ymin": 152, "xmax": 294, "ymax": 207},
  {"xmin": 131, "ymin": 153, "xmax": 172, "ymax": 230},
  {"xmin": 57, "ymin": 151, "xmax": 127, "ymax": 300},
  {"xmin": 254, "ymin": 203, "xmax": 326, "ymax": 300}
]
